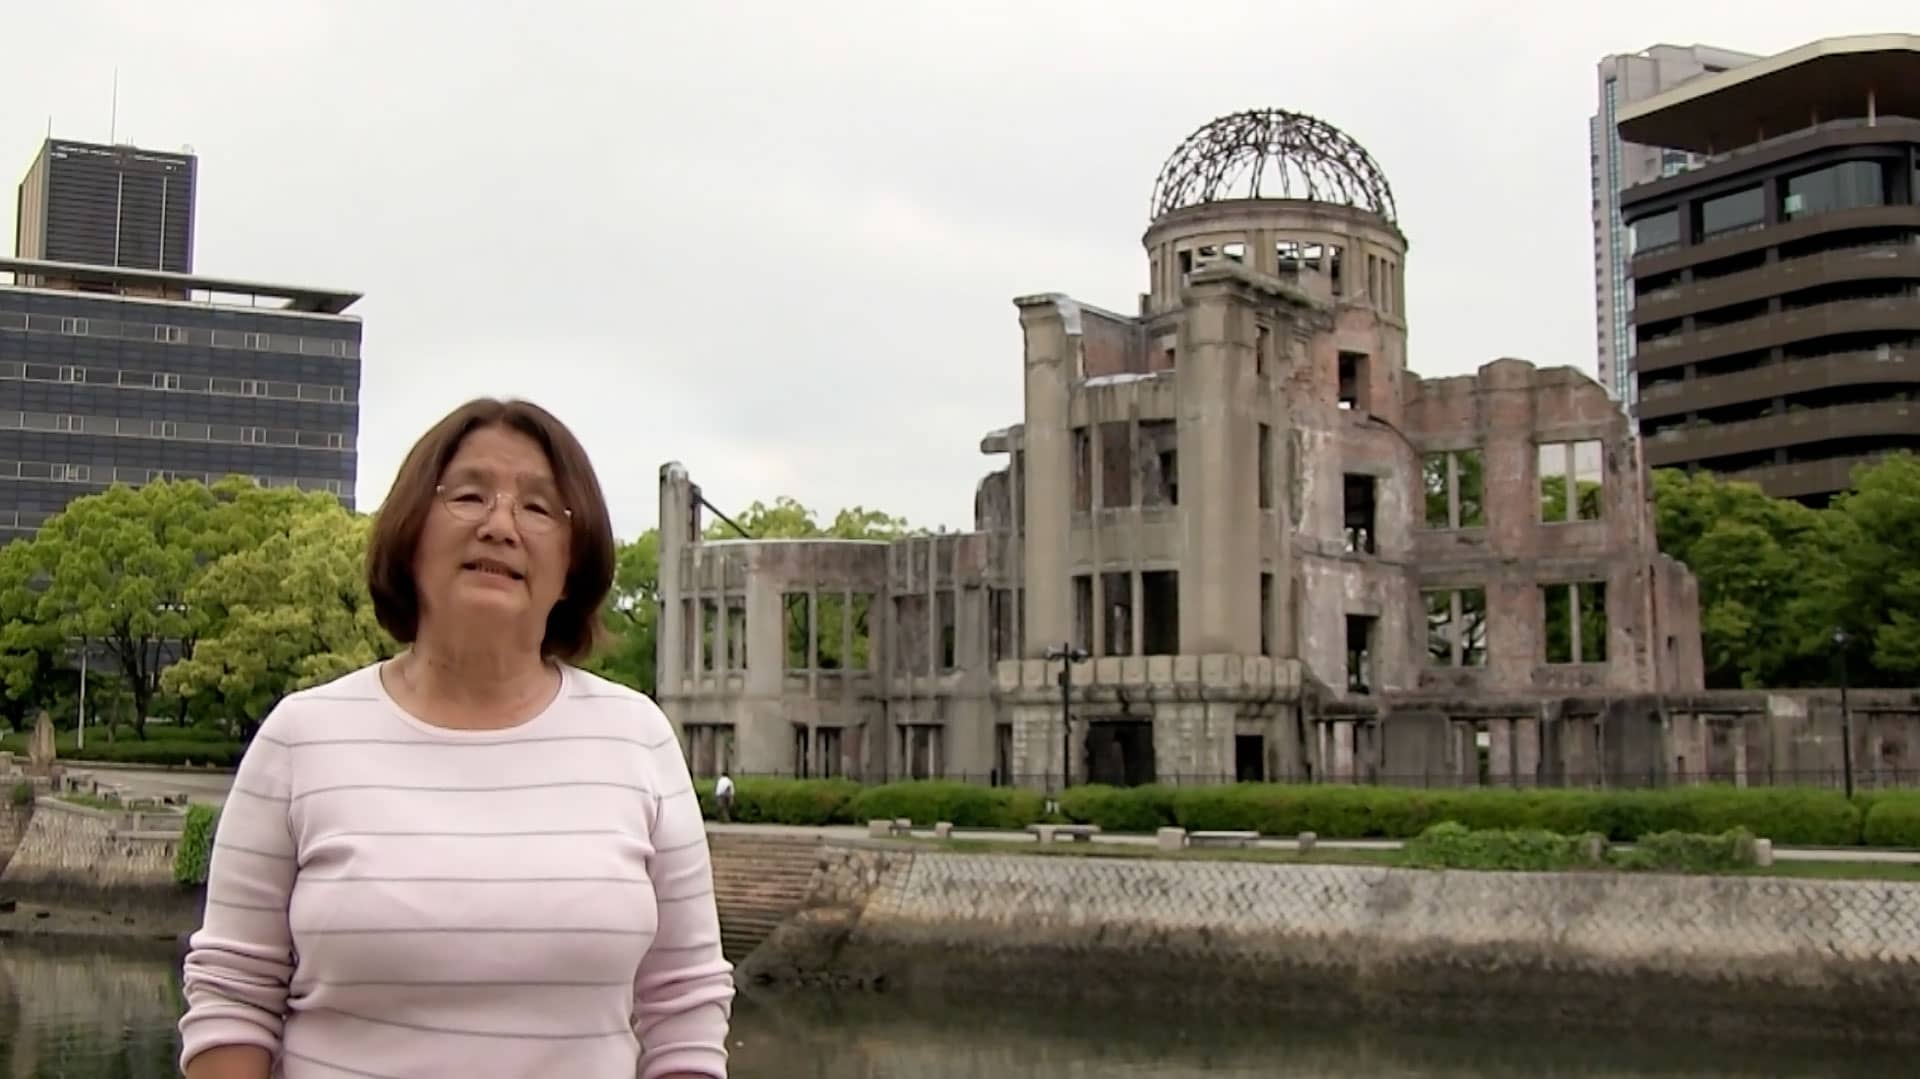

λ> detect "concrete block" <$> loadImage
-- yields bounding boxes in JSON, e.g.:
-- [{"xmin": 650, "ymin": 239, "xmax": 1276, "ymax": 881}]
[
  {"xmin": 1157, "ymin": 827, "xmax": 1187, "ymax": 852},
  {"xmin": 1120, "ymin": 656, "xmax": 1148, "ymax": 685},
  {"xmin": 933, "ymin": 822, "xmax": 953, "ymax": 840},
  {"xmin": 1753, "ymin": 838, "xmax": 1774, "ymax": 868},
  {"xmin": 1093, "ymin": 657, "xmax": 1124, "ymax": 685},
  {"xmin": 1172, "ymin": 655, "xmax": 1201, "ymax": 684},
  {"xmin": 867, "ymin": 819, "xmax": 892, "ymax": 839},
  {"xmin": 1297, "ymin": 831, "xmax": 1317, "ymax": 854},
  {"xmin": 1146, "ymin": 656, "xmax": 1174, "ymax": 684}
]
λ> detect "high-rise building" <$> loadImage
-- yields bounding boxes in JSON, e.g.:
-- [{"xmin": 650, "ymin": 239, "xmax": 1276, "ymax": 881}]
[
  {"xmin": 1592, "ymin": 44, "xmax": 1760, "ymax": 407},
  {"xmin": 0, "ymin": 137, "xmax": 361, "ymax": 540},
  {"xmin": 1618, "ymin": 34, "xmax": 1920, "ymax": 505},
  {"xmin": 14, "ymin": 138, "xmax": 196, "ymax": 274}
]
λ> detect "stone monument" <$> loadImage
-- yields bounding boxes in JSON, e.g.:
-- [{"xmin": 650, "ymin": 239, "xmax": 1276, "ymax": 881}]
[{"xmin": 26, "ymin": 710, "xmax": 56, "ymax": 777}]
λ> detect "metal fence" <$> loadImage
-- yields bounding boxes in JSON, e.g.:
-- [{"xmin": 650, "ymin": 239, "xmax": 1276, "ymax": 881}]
[{"xmin": 699, "ymin": 768, "xmax": 1920, "ymax": 793}]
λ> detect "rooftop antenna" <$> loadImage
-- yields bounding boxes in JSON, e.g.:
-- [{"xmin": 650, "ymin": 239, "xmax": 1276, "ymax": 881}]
[{"xmin": 109, "ymin": 67, "xmax": 118, "ymax": 144}]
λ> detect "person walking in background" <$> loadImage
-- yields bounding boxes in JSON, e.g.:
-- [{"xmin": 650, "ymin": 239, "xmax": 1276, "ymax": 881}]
[
  {"xmin": 714, "ymin": 772, "xmax": 735, "ymax": 823},
  {"xmin": 176, "ymin": 398, "xmax": 733, "ymax": 1079}
]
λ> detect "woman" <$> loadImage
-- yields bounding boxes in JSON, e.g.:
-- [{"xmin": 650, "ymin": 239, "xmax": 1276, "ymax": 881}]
[{"xmin": 178, "ymin": 398, "xmax": 733, "ymax": 1078}]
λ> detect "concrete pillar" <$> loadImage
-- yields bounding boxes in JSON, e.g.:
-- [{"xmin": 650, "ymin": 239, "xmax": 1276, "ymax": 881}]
[
  {"xmin": 657, "ymin": 463, "xmax": 693, "ymax": 696},
  {"xmin": 1514, "ymin": 716, "xmax": 1540, "ymax": 784},
  {"xmin": 1332, "ymin": 720, "xmax": 1355, "ymax": 781},
  {"xmin": 1176, "ymin": 278, "xmax": 1260, "ymax": 655},
  {"xmin": 1488, "ymin": 718, "xmax": 1514, "ymax": 783},
  {"xmin": 1017, "ymin": 296, "xmax": 1077, "ymax": 657}
]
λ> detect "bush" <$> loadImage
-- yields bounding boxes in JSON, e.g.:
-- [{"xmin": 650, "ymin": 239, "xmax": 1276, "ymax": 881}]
[
  {"xmin": 1862, "ymin": 795, "xmax": 1920, "ymax": 848},
  {"xmin": 9, "ymin": 780, "xmax": 33, "ymax": 806},
  {"xmin": 1404, "ymin": 821, "xmax": 1603, "ymax": 871},
  {"xmin": 844, "ymin": 781, "xmax": 1045, "ymax": 829},
  {"xmin": 1058, "ymin": 784, "xmax": 1174, "ymax": 832},
  {"xmin": 174, "ymin": 804, "xmax": 219, "ymax": 886},
  {"xmin": 1613, "ymin": 828, "xmax": 1759, "ymax": 873}
]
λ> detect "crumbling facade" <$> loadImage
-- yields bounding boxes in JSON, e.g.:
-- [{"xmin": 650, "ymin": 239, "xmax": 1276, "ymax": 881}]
[{"xmin": 657, "ymin": 108, "xmax": 1707, "ymax": 789}]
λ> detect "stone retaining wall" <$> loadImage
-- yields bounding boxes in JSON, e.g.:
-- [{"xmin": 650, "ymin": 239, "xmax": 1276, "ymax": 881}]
[
  {"xmin": 744, "ymin": 843, "xmax": 1920, "ymax": 1044},
  {"xmin": 0, "ymin": 798, "xmax": 182, "ymax": 897}
]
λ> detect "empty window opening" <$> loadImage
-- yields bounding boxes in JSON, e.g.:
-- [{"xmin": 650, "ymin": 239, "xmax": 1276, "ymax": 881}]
[
  {"xmin": 1255, "ymin": 324, "xmax": 1271, "ymax": 377},
  {"xmin": 701, "ymin": 599, "xmax": 721, "ymax": 673},
  {"xmin": 1346, "ymin": 614, "xmax": 1377, "ymax": 693},
  {"xmin": 1422, "ymin": 449, "xmax": 1486, "ymax": 529},
  {"xmin": 1141, "ymin": 420, "xmax": 1178, "ymax": 506},
  {"xmin": 683, "ymin": 724, "xmax": 735, "ymax": 780},
  {"xmin": 1539, "ymin": 440, "xmax": 1605, "ymax": 522},
  {"xmin": 814, "ymin": 587, "xmax": 852, "ymax": 664},
  {"xmin": 1141, "ymin": 571, "xmax": 1180, "ymax": 655},
  {"xmin": 1085, "ymin": 720, "xmax": 1157, "ymax": 787},
  {"xmin": 681, "ymin": 599, "xmax": 698, "ymax": 675},
  {"xmin": 1072, "ymin": 426, "xmax": 1092, "ymax": 512},
  {"xmin": 1258, "ymin": 424, "xmax": 1273, "ymax": 510},
  {"xmin": 814, "ymin": 727, "xmax": 843, "ymax": 779},
  {"xmin": 726, "ymin": 600, "xmax": 748, "ymax": 670},
  {"xmin": 1072, "ymin": 574, "xmax": 1095, "ymax": 654},
  {"xmin": 936, "ymin": 589, "xmax": 957, "ymax": 670},
  {"xmin": 989, "ymin": 588, "xmax": 1016, "ymax": 663},
  {"xmin": 1542, "ymin": 581, "xmax": 1609, "ymax": 664},
  {"xmin": 1424, "ymin": 587, "xmax": 1488, "ymax": 667},
  {"xmin": 893, "ymin": 594, "xmax": 932, "ymax": 675},
  {"xmin": 1343, "ymin": 473, "xmax": 1377, "ymax": 555},
  {"xmin": 1236, "ymin": 734, "xmax": 1267, "ymax": 783},
  {"xmin": 1101, "ymin": 571, "xmax": 1134, "ymax": 657},
  {"xmin": 901, "ymin": 724, "xmax": 944, "ymax": 780},
  {"xmin": 1338, "ymin": 351, "xmax": 1369, "ymax": 411},
  {"xmin": 1260, "ymin": 572, "xmax": 1275, "ymax": 657},
  {"xmin": 1222, "ymin": 240, "xmax": 1246, "ymax": 262},
  {"xmin": 792, "ymin": 723, "xmax": 811, "ymax": 779},
  {"xmin": 1098, "ymin": 421, "xmax": 1132, "ymax": 508},
  {"xmin": 1276, "ymin": 240, "xmax": 1305, "ymax": 273},
  {"xmin": 994, "ymin": 723, "xmax": 1014, "ymax": 787},
  {"xmin": 841, "ymin": 593, "xmax": 874, "ymax": 670},
  {"xmin": 784, "ymin": 592, "xmax": 811, "ymax": 670}
]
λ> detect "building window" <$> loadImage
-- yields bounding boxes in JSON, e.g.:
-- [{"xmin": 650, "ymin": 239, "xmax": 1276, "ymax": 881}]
[
  {"xmin": 1345, "ymin": 614, "xmax": 1377, "ymax": 693},
  {"xmin": 1424, "ymin": 588, "xmax": 1488, "ymax": 667},
  {"xmin": 1542, "ymin": 581, "xmax": 1608, "ymax": 664},
  {"xmin": 1628, "ymin": 210, "xmax": 1680, "ymax": 255},
  {"xmin": 1421, "ymin": 449, "xmax": 1485, "ymax": 529},
  {"xmin": 1538, "ymin": 440, "xmax": 1603, "ymax": 522},
  {"xmin": 1697, "ymin": 185, "xmax": 1764, "ymax": 240},
  {"xmin": 1342, "ymin": 473, "xmax": 1377, "ymax": 554},
  {"xmin": 1783, "ymin": 160, "xmax": 1887, "ymax": 220},
  {"xmin": 1258, "ymin": 424, "xmax": 1273, "ymax": 510},
  {"xmin": 58, "ymin": 317, "xmax": 87, "ymax": 335}
]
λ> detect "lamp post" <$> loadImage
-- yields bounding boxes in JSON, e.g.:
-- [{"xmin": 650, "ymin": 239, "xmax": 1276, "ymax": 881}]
[
  {"xmin": 1833, "ymin": 628, "xmax": 1855, "ymax": 799},
  {"xmin": 1043, "ymin": 642, "xmax": 1088, "ymax": 793}
]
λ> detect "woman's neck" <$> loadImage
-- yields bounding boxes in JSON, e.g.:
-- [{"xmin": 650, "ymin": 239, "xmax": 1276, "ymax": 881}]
[{"xmin": 392, "ymin": 636, "xmax": 559, "ymax": 729}]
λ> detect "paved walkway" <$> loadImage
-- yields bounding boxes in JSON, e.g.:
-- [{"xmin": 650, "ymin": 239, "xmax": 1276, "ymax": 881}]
[{"xmin": 75, "ymin": 770, "xmax": 1920, "ymax": 865}]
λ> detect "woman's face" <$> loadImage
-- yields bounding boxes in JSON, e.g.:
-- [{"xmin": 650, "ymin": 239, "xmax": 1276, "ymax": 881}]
[{"xmin": 412, "ymin": 424, "xmax": 573, "ymax": 648}]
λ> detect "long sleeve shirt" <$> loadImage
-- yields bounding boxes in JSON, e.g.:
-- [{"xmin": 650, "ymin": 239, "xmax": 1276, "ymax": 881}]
[{"xmin": 177, "ymin": 662, "xmax": 733, "ymax": 1078}]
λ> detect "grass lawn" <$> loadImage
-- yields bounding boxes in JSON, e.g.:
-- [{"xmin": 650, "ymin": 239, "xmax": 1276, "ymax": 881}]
[
  {"xmin": 54, "ymin": 792, "xmax": 124, "ymax": 812},
  {"xmin": 914, "ymin": 837, "xmax": 1920, "ymax": 883}
]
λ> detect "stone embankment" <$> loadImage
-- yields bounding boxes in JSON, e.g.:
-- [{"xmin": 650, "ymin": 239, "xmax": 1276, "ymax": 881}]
[{"xmin": 735, "ymin": 838, "xmax": 1920, "ymax": 1045}]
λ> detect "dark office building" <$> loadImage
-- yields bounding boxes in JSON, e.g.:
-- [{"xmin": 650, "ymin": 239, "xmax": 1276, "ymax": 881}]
[
  {"xmin": 15, "ymin": 139, "xmax": 196, "ymax": 275},
  {"xmin": 1618, "ymin": 34, "xmax": 1920, "ymax": 504},
  {"xmin": 0, "ymin": 257, "xmax": 363, "ymax": 539}
]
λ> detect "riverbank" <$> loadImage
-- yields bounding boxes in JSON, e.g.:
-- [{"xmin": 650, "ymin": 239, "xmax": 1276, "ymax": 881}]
[{"xmin": 741, "ymin": 839, "xmax": 1920, "ymax": 1045}]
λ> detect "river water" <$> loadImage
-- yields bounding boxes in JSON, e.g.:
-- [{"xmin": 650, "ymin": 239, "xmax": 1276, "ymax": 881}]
[{"xmin": 0, "ymin": 939, "xmax": 1908, "ymax": 1077}]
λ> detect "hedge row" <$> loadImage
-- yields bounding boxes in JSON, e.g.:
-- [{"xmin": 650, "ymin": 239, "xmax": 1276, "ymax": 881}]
[
  {"xmin": 1405, "ymin": 821, "xmax": 1764, "ymax": 874},
  {"xmin": 695, "ymin": 778, "xmax": 1920, "ymax": 848},
  {"xmin": 0, "ymin": 725, "xmax": 244, "ymax": 768}
]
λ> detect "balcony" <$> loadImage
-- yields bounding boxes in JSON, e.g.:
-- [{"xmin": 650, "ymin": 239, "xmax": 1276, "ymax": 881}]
[
  {"xmin": 1721, "ymin": 454, "xmax": 1900, "ymax": 500},
  {"xmin": 1635, "ymin": 295, "xmax": 1920, "ymax": 374},
  {"xmin": 1644, "ymin": 399, "xmax": 1920, "ymax": 468},
  {"xmin": 1631, "ymin": 205, "xmax": 1920, "ymax": 280},
  {"xmin": 1637, "ymin": 348, "xmax": 1920, "ymax": 420},
  {"xmin": 1634, "ymin": 242, "xmax": 1920, "ymax": 326}
]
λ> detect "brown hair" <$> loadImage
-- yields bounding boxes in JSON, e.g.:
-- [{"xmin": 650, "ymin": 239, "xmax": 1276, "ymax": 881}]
[{"xmin": 367, "ymin": 398, "xmax": 617, "ymax": 663}]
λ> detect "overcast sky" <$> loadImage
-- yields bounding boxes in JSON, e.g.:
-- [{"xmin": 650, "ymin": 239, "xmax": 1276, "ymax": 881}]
[{"xmin": 5, "ymin": 1, "xmax": 1909, "ymax": 540}]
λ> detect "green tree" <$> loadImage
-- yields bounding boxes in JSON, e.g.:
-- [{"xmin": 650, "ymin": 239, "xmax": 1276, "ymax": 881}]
[
  {"xmin": 585, "ymin": 529, "xmax": 659, "ymax": 694},
  {"xmin": 0, "ymin": 540, "xmax": 74, "ymax": 728},
  {"xmin": 160, "ymin": 501, "xmax": 396, "ymax": 729},
  {"xmin": 1651, "ymin": 467, "xmax": 1842, "ymax": 688},
  {"xmin": 1818, "ymin": 453, "xmax": 1920, "ymax": 683}
]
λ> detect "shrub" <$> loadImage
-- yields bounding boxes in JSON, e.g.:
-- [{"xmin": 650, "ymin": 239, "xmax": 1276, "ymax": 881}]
[
  {"xmin": 174, "ymin": 804, "xmax": 219, "ymax": 886},
  {"xmin": 1404, "ymin": 821, "xmax": 1602, "ymax": 871},
  {"xmin": 691, "ymin": 778, "xmax": 859, "ymax": 825},
  {"xmin": 9, "ymin": 780, "xmax": 32, "ymax": 806},
  {"xmin": 1058, "ymin": 784, "xmax": 1174, "ymax": 832},
  {"xmin": 1613, "ymin": 828, "xmax": 1758, "ymax": 873},
  {"xmin": 1862, "ymin": 795, "xmax": 1920, "ymax": 848},
  {"xmin": 844, "ymin": 781, "xmax": 1045, "ymax": 829}
]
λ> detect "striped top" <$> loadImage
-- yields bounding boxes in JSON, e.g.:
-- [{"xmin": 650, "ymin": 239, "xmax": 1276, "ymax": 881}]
[{"xmin": 177, "ymin": 662, "xmax": 733, "ymax": 1078}]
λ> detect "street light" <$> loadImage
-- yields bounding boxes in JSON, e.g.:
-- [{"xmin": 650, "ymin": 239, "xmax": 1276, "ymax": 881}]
[
  {"xmin": 1833, "ymin": 628, "xmax": 1855, "ymax": 799},
  {"xmin": 1043, "ymin": 642, "xmax": 1089, "ymax": 793}
]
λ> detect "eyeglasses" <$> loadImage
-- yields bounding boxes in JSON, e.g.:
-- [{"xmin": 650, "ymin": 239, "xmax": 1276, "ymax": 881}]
[{"xmin": 435, "ymin": 484, "xmax": 572, "ymax": 535}]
